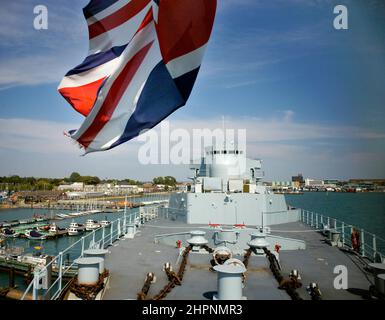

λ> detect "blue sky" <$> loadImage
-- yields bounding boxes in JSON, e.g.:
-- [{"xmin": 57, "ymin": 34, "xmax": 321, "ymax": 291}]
[{"xmin": 0, "ymin": 0, "xmax": 384, "ymax": 181}]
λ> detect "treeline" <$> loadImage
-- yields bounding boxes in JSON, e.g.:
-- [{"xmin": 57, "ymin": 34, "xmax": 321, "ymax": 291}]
[
  {"xmin": 0, "ymin": 176, "xmax": 60, "ymax": 191},
  {"xmin": 153, "ymin": 176, "xmax": 177, "ymax": 186},
  {"xmin": 0, "ymin": 173, "xmax": 177, "ymax": 192}
]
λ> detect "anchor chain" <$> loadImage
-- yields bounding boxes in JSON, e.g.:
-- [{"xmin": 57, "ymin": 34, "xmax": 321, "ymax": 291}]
[
  {"xmin": 137, "ymin": 245, "xmax": 192, "ymax": 300},
  {"xmin": 263, "ymin": 248, "xmax": 303, "ymax": 301},
  {"xmin": 0, "ymin": 287, "xmax": 10, "ymax": 298},
  {"xmin": 240, "ymin": 248, "xmax": 253, "ymax": 283},
  {"xmin": 243, "ymin": 248, "xmax": 252, "ymax": 268},
  {"xmin": 202, "ymin": 244, "xmax": 214, "ymax": 254},
  {"xmin": 307, "ymin": 283, "xmax": 323, "ymax": 300},
  {"xmin": 137, "ymin": 273, "xmax": 155, "ymax": 300}
]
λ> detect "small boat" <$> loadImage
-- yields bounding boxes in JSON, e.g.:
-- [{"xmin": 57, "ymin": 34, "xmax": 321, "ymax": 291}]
[
  {"xmin": 48, "ymin": 223, "xmax": 67, "ymax": 236},
  {"xmin": 100, "ymin": 220, "xmax": 111, "ymax": 227},
  {"xmin": 67, "ymin": 227, "xmax": 79, "ymax": 236},
  {"xmin": 1, "ymin": 228, "xmax": 20, "ymax": 238},
  {"xmin": 35, "ymin": 217, "xmax": 48, "ymax": 222},
  {"xmin": 26, "ymin": 230, "xmax": 47, "ymax": 240},
  {"xmin": 57, "ymin": 213, "xmax": 70, "ymax": 219},
  {"xmin": 85, "ymin": 219, "xmax": 101, "ymax": 231},
  {"xmin": 67, "ymin": 227, "xmax": 82, "ymax": 236},
  {"xmin": 9, "ymin": 221, "xmax": 20, "ymax": 227},
  {"xmin": 69, "ymin": 212, "xmax": 81, "ymax": 217},
  {"xmin": 67, "ymin": 221, "xmax": 85, "ymax": 236},
  {"xmin": 69, "ymin": 221, "xmax": 85, "ymax": 230}
]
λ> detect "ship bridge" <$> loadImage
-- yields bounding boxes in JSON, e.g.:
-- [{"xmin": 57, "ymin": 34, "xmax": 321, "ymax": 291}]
[{"xmin": 189, "ymin": 143, "xmax": 264, "ymax": 194}]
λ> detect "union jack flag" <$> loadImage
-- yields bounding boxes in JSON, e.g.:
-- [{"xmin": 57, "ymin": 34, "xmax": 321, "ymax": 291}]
[{"xmin": 58, "ymin": 0, "xmax": 217, "ymax": 153}]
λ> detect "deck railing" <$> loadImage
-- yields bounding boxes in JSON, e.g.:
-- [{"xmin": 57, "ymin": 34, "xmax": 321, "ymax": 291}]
[
  {"xmin": 21, "ymin": 209, "xmax": 141, "ymax": 300},
  {"xmin": 300, "ymin": 209, "xmax": 385, "ymax": 263}
]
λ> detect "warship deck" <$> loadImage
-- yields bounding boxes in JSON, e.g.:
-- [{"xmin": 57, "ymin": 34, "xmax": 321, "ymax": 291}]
[{"xmin": 103, "ymin": 218, "xmax": 374, "ymax": 300}]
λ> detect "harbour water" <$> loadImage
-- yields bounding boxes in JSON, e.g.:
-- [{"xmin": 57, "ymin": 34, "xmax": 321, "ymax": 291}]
[{"xmin": 285, "ymin": 192, "xmax": 385, "ymax": 240}]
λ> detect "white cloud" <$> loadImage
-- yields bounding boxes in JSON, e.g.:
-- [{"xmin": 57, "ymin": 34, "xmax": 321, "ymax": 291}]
[{"xmin": 0, "ymin": 115, "xmax": 384, "ymax": 180}]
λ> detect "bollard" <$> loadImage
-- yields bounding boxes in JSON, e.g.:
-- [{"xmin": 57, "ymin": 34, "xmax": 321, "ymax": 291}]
[
  {"xmin": 83, "ymin": 249, "xmax": 109, "ymax": 274},
  {"xmin": 368, "ymin": 263, "xmax": 385, "ymax": 295},
  {"xmin": 74, "ymin": 257, "xmax": 103, "ymax": 285},
  {"xmin": 213, "ymin": 259, "xmax": 246, "ymax": 300},
  {"xmin": 375, "ymin": 274, "xmax": 385, "ymax": 295}
]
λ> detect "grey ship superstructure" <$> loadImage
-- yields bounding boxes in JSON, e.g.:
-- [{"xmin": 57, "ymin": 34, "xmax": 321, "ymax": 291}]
[{"xmin": 168, "ymin": 142, "xmax": 300, "ymax": 227}]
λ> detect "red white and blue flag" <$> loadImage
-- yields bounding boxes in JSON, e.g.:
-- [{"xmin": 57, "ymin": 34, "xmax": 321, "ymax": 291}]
[{"xmin": 58, "ymin": 0, "xmax": 217, "ymax": 153}]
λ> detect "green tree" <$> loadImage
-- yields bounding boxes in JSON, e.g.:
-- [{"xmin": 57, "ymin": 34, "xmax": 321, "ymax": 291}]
[{"xmin": 69, "ymin": 172, "xmax": 81, "ymax": 182}]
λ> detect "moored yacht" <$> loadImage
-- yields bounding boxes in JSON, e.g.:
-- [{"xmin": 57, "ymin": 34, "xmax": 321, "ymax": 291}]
[
  {"xmin": 1, "ymin": 228, "xmax": 20, "ymax": 238},
  {"xmin": 100, "ymin": 220, "xmax": 111, "ymax": 227},
  {"xmin": 85, "ymin": 219, "xmax": 101, "ymax": 231},
  {"xmin": 48, "ymin": 223, "xmax": 68, "ymax": 236},
  {"xmin": 25, "ymin": 230, "xmax": 47, "ymax": 240},
  {"xmin": 67, "ymin": 221, "xmax": 86, "ymax": 236}
]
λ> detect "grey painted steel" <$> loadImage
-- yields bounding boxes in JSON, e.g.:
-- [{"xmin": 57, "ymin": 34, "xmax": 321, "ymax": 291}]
[
  {"xmin": 214, "ymin": 228, "xmax": 239, "ymax": 245},
  {"xmin": 155, "ymin": 227, "xmax": 306, "ymax": 253},
  {"xmin": 168, "ymin": 192, "xmax": 301, "ymax": 226},
  {"xmin": 125, "ymin": 224, "xmax": 136, "ymax": 239},
  {"xmin": 74, "ymin": 257, "xmax": 104, "ymax": 285},
  {"xmin": 375, "ymin": 274, "xmax": 385, "ymax": 295},
  {"xmin": 84, "ymin": 249, "xmax": 109, "ymax": 273},
  {"xmin": 213, "ymin": 259, "xmax": 246, "ymax": 300},
  {"xmin": 247, "ymin": 232, "xmax": 270, "ymax": 250},
  {"xmin": 187, "ymin": 230, "xmax": 208, "ymax": 246},
  {"xmin": 368, "ymin": 263, "xmax": 385, "ymax": 275}
]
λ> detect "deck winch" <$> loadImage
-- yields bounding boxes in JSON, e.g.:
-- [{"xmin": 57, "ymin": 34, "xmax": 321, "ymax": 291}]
[
  {"xmin": 186, "ymin": 230, "xmax": 208, "ymax": 251},
  {"xmin": 247, "ymin": 232, "xmax": 269, "ymax": 254},
  {"xmin": 214, "ymin": 228, "xmax": 240, "ymax": 246}
]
